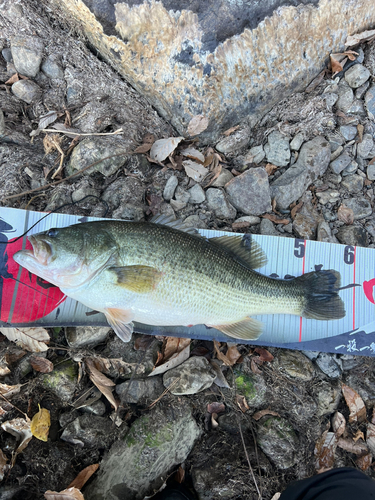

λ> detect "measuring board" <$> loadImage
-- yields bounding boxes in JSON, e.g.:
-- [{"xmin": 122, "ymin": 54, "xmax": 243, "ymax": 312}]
[{"xmin": 0, "ymin": 207, "xmax": 374, "ymax": 356}]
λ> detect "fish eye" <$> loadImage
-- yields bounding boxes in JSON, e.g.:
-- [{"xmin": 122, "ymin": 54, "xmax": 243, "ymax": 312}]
[{"xmin": 47, "ymin": 228, "xmax": 59, "ymax": 237}]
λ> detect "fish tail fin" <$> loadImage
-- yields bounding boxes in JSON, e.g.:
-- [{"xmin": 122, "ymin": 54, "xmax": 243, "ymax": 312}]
[{"xmin": 296, "ymin": 270, "xmax": 345, "ymax": 320}]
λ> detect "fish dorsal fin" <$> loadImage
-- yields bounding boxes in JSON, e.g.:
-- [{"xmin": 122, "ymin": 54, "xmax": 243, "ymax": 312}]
[
  {"xmin": 150, "ymin": 214, "xmax": 198, "ymax": 235},
  {"xmin": 210, "ymin": 234, "xmax": 267, "ymax": 270},
  {"xmin": 109, "ymin": 265, "xmax": 162, "ymax": 293}
]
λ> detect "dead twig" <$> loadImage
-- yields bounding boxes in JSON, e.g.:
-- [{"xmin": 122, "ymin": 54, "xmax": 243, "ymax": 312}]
[
  {"xmin": 237, "ymin": 415, "xmax": 262, "ymax": 500},
  {"xmin": 40, "ymin": 127, "xmax": 123, "ymax": 137},
  {"xmin": 0, "ymin": 152, "xmax": 131, "ymax": 202}
]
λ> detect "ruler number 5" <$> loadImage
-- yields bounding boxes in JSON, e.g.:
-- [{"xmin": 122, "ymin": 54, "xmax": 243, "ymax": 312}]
[
  {"xmin": 344, "ymin": 245, "xmax": 355, "ymax": 265},
  {"xmin": 294, "ymin": 239, "xmax": 305, "ymax": 259}
]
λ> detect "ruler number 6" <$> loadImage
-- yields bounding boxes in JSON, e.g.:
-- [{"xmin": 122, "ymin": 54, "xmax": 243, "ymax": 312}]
[
  {"xmin": 344, "ymin": 245, "xmax": 355, "ymax": 265},
  {"xmin": 294, "ymin": 239, "xmax": 305, "ymax": 259}
]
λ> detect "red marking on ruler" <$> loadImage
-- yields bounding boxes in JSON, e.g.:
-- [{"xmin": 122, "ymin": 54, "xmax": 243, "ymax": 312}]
[
  {"xmin": 299, "ymin": 240, "xmax": 306, "ymax": 342},
  {"xmin": 353, "ymin": 246, "xmax": 356, "ymax": 330}
]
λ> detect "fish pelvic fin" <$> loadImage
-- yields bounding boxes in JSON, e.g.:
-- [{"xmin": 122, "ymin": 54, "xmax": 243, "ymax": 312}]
[
  {"xmin": 210, "ymin": 234, "xmax": 267, "ymax": 270},
  {"xmin": 297, "ymin": 269, "xmax": 346, "ymax": 320},
  {"xmin": 109, "ymin": 265, "xmax": 162, "ymax": 293},
  {"xmin": 209, "ymin": 317, "xmax": 263, "ymax": 340},
  {"xmin": 104, "ymin": 307, "xmax": 134, "ymax": 342}
]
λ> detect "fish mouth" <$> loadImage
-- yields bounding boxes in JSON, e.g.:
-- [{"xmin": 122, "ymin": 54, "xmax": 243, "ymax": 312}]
[{"xmin": 28, "ymin": 235, "xmax": 53, "ymax": 266}]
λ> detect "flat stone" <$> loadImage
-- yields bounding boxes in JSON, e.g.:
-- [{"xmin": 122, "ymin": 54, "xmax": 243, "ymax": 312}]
[
  {"xmin": 316, "ymin": 190, "xmax": 340, "ymax": 205},
  {"xmin": 343, "ymin": 197, "xmax": 372, "ymax": 220},
  {"xmin": 315, "ymin": 353, "xmax": 342, "ymax": 379},
  {"xmin": 245, "ymin": 145, "xmax": 265, "ymax": 164},
  {"xmin": 317, "ymin": 220, "xmax": 339, "ymax": 243},
  {"xmin": 188, "ymin": 183, "xmax": 206, "ymax": 204},
  {"xmin": 270, "ymin": 136, "xmax": 331, "ymax": 209},
  {"xmin": 211, "ymin": 168, "xmax": 233, "ymax": 187},
  {"xmin": 11, "ymin": 79, "xmax": 42, "ymax": 104},
  {"xmin": 345, "ymin": 64, "xmax": 371, "ymax": 88},
  {"xmin": 345, "ymin": 372, "xmax": 375, "ymax": 407},
  {"xmin": 41, "ymin": 55, "xmax": 64, "ymax": 79},
  {"xmin": 256, "ymin": 417, "xmax": 299, "ymax": 470},
  {"xmin": 264, "ymin": 131, "xmax": 291, "ymax": 167},
  {"xmin": 341, "ymin": 174, "xmax": 364, "ymax": 193},
  {"xmin": 316, "ymin": 381, "xmax": 341, "ymax": 417},
  {"xmin": 292, "ymin": 192, "xmax": 319, "ymax": 239},
  {"xmin": 355, "ymin": 80, "xmax": 370, "ymax": 99},
  {"xmin": 81, "ymin": 401, "xmax": 107, "ymax": 416},
  {"xmin": 330, "ymin": 152, "xmax": 352, "ymax": 174},
  {"xmin": 163, "ymin": 175, "xmax": 178, "ymax": 201},
  {"xmin": 206, "ymin": 188, "xmax": 236, "ymax": 219},
  {"xmin": 68, "ymin": 137, "xmax": 129, "ymax": 177},
  {"xmin": 327, "ymin": 132, "xmax": 345, "ymax": 151},
  {"xmin": 10, "ymin": 35, "xmax": 44, "ymax": 77},
  {"xmin": 65, "ymin": 326, "xmax": 111, "ymax": 348},
  {"xmin": 340, "ymin": 354, "xmax": 363, "ymax": 371},
  {"xmin": 225, "ymin": 167, "xmax": 271, "ymax": 215},
  {"xmin": 323, "ymin": 92, "xmax": 338, "ymax": 109},
  {"xmin": 113, "ymin": 203, "xmax": 145, "ymax": 221},
  {"xmin": 183, "ymin": 215, "xmax": 207, "ymax": 229},
  {"xmin": 367, "ymin": 164, "xmax": 375, "ymax": 181},
  {"xmin": 336, "ymin": 82, "xmax": 354, "ymax": 112},
  {"xmin": 40, "ymin": 360, "xmax": 77, "ymax": 403},
  {"xmin": 85, "ymin": 403, "xmax": 201, "ymax": 500},
  {"xmin": 290, "ymin": 132, "xmax": 304, "ymax": 151},
  {"xmin": 233, "ymin": 215, "xmax": 261, "ymax": 226},
  {"xmin": 61, "ymin": 415, "xmax": 115, "ymax": 448},
  {"xmin": 260, "ymin": 218, "xmax": 280, "ymax": 236},
  {"xmin": 234, "ymin": 368, "xmax": 268, "ymax": 407},
  {"xmin": 341, "ymin": 160, "xmax": 358, "ymax": 176},
  {"xmin": 1, "ymin": 47, "xmax": 13, "ymax": 63},
  {"xmin": 173, "ymin": 185, "xmax": 191, "ymax": 210},
  {"xmin": 277, "ymin": 350, "xmax": 315, "ymax": 381},
  {"xmin": 163, "ymin": 356, "xmax": 216, "ymax": 395},
  {"xmin": 365, "ymin": 85, "xmax": 375, "ymax": 119},
  {"xmin": 357, "ymin": 134, "xmax": 374, "ymax": 159},
  {"xmin": 347, "ymin": 99, "xmax": 366, "ymax": 115},
  {"xmin": 339, "ymin": 125, "xmax": 357, "ymax": 141},
  {"xmin": 116, "ymin": 377, "xmax": 164, "ymax": 404},
  {"xmin": 215, "ymin": 126, "xmax": 250, "ymax": 154},
  {"xmin": 336, "ymin": 225, "xmax": 368, "ymax": 246}
]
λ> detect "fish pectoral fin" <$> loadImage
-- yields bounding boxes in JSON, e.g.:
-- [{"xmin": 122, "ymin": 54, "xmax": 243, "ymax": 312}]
[
  {"xmin": 108, "ymin": 265, "xmax": 162, "ymax": 293},
  {"xmin": 104, "ymin": 307, "xmax": 134, "ymax": 342},
  {"xmin": 209, "ymin": 317, "xmax": 263, "ymax": 340}
]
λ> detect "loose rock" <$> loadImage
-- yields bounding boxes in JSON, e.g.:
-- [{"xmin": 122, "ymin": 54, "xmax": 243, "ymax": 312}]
[
  {"xmin": 234, "ymin": 368, "xmax": 268, "ymax": 407},
  {"xmin": 341, "ymin": 174, "xmax": 364, "ymax": 193},
  {"xmin": 342, "ymin": 197, "xmax": 372, "ymax": 220},
  {"xmin": 260, "ymin": 218, "xmax": 280, "ymax": 236},
  {"xmin": 215, "ymin": 126, "xmax": 250, "ymax": 154},
  {"xmin": 11, "ymin": 80, "xmax": 42, "ymax": 104},
  {"xmin": 10, "ymin": 35, "xmax": 44, "ymax": 77},
  {"xmin": 290, "ymin": 133, "xmax": 304, "ymax": 151},
  {"xmin": 225, "ymin": 167, "xmax": 272, "ymax": 215},
  {"xmin": 116, "ymin": 377, "xmax": 164, "ymax": 404},
  {"xmin": 336, "ymin": 225, "xmax": 368, "ymax": 246},
  {"xmin": 264, "ymin": 131, "xmax": 291, "ymax": 167},
  {"xmin": 367, "ymin": 164, "xmax": 375, "ymax": 181},
  {"xmin": 163, "ymin": 175, "xmax": 178, "ymax": 201},
  {"xmin": 315, "ymin": 353, "xmax": 342, "ymax": 379},
  {"xmin": 336, "ymin": 82, "xmax": 354, "ymax": 112},
  {"xmin": 40, "ymin": 360, "xmax": 77, "ymax": 402},
  {"xmin": 357, "ymin": 134, "xmax": 374, "ymax": 159},
  {"xmin": 256, "ymin": 416, "xmax": 299, "ymax": 469},
  {"xmin": 163, "ymin": 356, "xmax": 216, "ymax": 395},
  {"xmin": 61, "ymin": 415, "xmax": 116, "ymax": 448},
  {"xmin": 330, "ymin": 152, "xmax": 352, "ymax": 174},
  {"xmin": 345, "ymin": 64, "xmax": 371, "ymax": 89},
  {"xmin": 211, "ymin": 168, "xmax": 233, "ymax": 187},
  {"xmin": 316, "ymin": 381, "xmax": 341, "ymax": 417},
  {"xmin": 365, "ymin": 85, "xmax": 375, "ymax": 119},
  {"xmin": 277, "ymin": 350, "xmax": 315, "ymax": 381},
  {"xmin": 206, "ymin": 188, "xmax": 237, "ymax": 219},
  {"xmin": 188, "ymin": 183, "xmax": 206, "ymax": 204},
  {"xmin": 245, "ymin": 145, "xmax": 265, "ymax": 164},
  {"xmin": 339, "ymin": 125, "xmax": 357, "ymax": 141},
  {"xmin": 317, "ymin": 221, "xmax": 339, "ymax": 243},
  {"xmin": 270, "ymin": 136, "xmax": 331, "ymax": 209},
  {"xmin": 41, "ymin": 55, "xmax": 64, "ymax": 79},
  {"xmin": 65, "ymin": 326, "xmax": 111, "ymax": 348}
]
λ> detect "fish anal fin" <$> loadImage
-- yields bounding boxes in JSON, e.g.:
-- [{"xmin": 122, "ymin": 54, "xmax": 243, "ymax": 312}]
[
  {"xmin": 210, "ymin": 234, "xmax": 267, "ymax": 270},
  {"xmin": 104, "ymin": 307, "xmax": 134, "ymax": 342},
  {"xmin": 208, "ymin": 317, "xmax": 263, "ymax": 340},
  {"xmin": 109, "ymin": 265, "xmax": 161, "ymax": 293}
]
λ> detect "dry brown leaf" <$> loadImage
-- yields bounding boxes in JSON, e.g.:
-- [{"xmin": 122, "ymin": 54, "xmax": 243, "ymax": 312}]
[
  {"xmin": 254, "ymin": 347, "xmax": 274, "ymax": 362},
  {"xmin": 314, "ymin": 431, "xmax": 337, "ymax": 472},
  {"xmin": 345, "ymin": 29, "xmax": 375, "ymax": 48},
  {"xmin": 207, "ymin": 402, "xmax": 225, "ymax": 414},
  {"xmin": 150, "ymin": 137, "xmax": 184, "ymax": 162},
  {"xmin": 232, "ymin": 221, "xmax": 250, "ymax": 231},
  {"xmin": 183, "ymin": 159, "xmax": 208, "ymax": 182},
  {"xmin": 265, "ymin": 163, "xmax": 278, "ymax": 176},
  {"xmin": 30, "ymin": 356, "xmax": 54, "ymax": 373},
  {"xmin": 181, "ymin": 147, "xmax": 205, "ymax": 163},
  {"xmin": 0, "ymin": 449, "xmax": 8, "ymax": 481},
  {"xmin": 149, "ymin": 344, "xmax": 190, "ymax": 376},
  {"xmin": 31, "ymin": 406, "xmax": 51, "ymax": 442},
  {"xmin": 187, "ymin": 115, "xmax": 209, "ymax": 136},
  {"xmin": 223, "ymin": 125, "xmax": 240, "ymax": 137},
  {"xmin": 337, "ymin": 437, "xmax": 368, "ymax": 456},
  {"xmin": 88, "ymin": 356, "xmax": 135, "ymax": 378},
  {"xmin": 331, "ymin": 411, "xmax": 346, "ymax": 438},
  {"xmin": 262, "ymin": 214, "xmax": 290, "ymax": 225},
  {"xmin": 356, "ymin": 452, "xmax": 372, "ymax": 471},
  {"xmin": 353, "ymin": 429, "xmax": 365, "ymax": 442},
  {"xmin": 291, "ymin": 200, "xmax": 303, "ymax": 220},
  {"xmin": 161, "ymin": 337, "xmax": 191, "ymax": 364},
  {"xmin": 175, "ymin": 465, "xmax": 185, "ymax": 484},
  {"xmin": 0, "ymin": 327, "xmax": 49, "ymax": 352},
  {"xmin": 342, "ymin": 383, "xmax": 367, "ymax": 424},
  {"xmin": 369, "ymin": 157, "xmax": 375, "ymax": 166},
  {"xmin": 1, "ymin": 417, "xmax": 32, "ymax": 466},
  {"xmin": 213, "ymin": 341, "xmax": 238, "ymax": 367},
  {"xmin": 44, "ymin": 487, "xmax": 85, "ymax": 500},
  {"xmin": 5, "ymin": 73, "xmax": 20, "ymax": 85},
  {"xmin": 236, "ymin": 394, "xmax": 249, "ymax": 413},
  {"xmin": 68, "ymin": 463, "xmax": 99, "ymax": 490},
  {"xmin": 330, "ymin": 54, "xmax": 347, "ymax": 75},
  {"xmin": 337, "ymin": 204, "xmax": 354, "ymax": 225},
  {"xmin": 202, "ymin": 163, "xmax": 222, "ymax": 188},
  {"xmin": 0, "ymin": 382, "xmax": 22, "ymax": 398},
  {"xmin": 134, "ymin": 335, "xmax": 154, "ymax": 351},
  {"xmin": 250, "ymin": 358, "xmax": 263, "ymax": 374},
  {"xmin": 85, "ymin": 359, "xmax": 118, "ymax": 411},
  {"xmin": 252, "ymin": 409, "xmax": 280, "ymax": 421},
  {"xmin": 134, "ymin": 143, "xmax": 152, "ymax": 154},
  {"xmin": 210, "ymin": 359, "xmax": 231, "ymax": 389}
]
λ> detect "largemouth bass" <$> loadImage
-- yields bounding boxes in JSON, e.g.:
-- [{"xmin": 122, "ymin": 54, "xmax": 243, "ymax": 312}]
[{"xmin": 13, "ymin": 216, "xmax": 345, "ymax": 342}]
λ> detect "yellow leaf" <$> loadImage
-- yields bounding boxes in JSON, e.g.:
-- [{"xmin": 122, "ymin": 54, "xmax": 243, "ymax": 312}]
[{"xmin": 31, "ymin": 406, "xmax": 51, "ymax": 442}]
